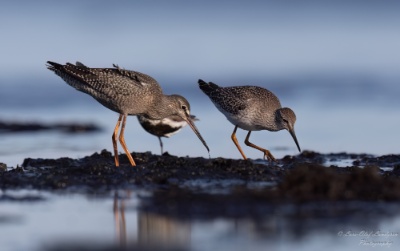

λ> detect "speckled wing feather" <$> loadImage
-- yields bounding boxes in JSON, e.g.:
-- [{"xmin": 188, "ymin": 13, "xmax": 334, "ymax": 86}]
[
  {"xmin": 46, "ymin": 61, "xmax": 162, "ymax": 99},
  {"xmin": 200, "ymin": 80, "xmax": 263, "ymax": 115},
  {"xmin": 112, "ymin": 64, "xmax": 159, "ymax": 87},
  {"xmin": 199, "ymin": 79, "xmax": 282, "ymax": 117}
]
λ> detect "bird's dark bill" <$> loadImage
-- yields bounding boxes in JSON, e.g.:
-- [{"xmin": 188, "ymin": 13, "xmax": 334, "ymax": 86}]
[
  {"xmin": 185, "ymin": 117, "xmax": 210, "ymax": 153},
  {"xmin": 289, "ymin": 129, "xmax": 301, "ymax": 152}
]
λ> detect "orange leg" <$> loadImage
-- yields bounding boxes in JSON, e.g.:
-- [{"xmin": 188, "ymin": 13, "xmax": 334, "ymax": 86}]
[
  {"xmin": 244, "ymin": 131, "xmax": 276, "ymax": 162},
  {"xmin": 118, "ymin": 115, "xmax": 136, "ymax": 166},
  {"xmin": 231, "ymin": 125, "xmax": 247, "ymax": 160},
  {"xmin": 112, "ymin": 115, "xmax": 123, "ymax": 167}
]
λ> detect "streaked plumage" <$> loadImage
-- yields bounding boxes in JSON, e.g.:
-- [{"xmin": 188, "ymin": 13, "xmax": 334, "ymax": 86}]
[{"xmin": 198, "ymin": 79, "xmax": 300, "ymax": 161}]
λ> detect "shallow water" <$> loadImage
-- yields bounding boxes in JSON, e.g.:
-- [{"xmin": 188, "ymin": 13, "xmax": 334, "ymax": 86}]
[{"xmin": 1, "ymin": 190, "xmax": 399, "ymax": 251}]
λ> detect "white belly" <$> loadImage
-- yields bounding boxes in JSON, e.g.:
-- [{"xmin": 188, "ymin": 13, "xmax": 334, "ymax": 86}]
[{"xmin": 223, "ymin": 112, "xmax": 264, "ymax": 131}]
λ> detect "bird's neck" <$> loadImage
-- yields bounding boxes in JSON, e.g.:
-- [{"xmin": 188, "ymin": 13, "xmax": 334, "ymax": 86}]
[{"xmin": 273, "ymin": 109, "xmax": 285, "ymax": 131}]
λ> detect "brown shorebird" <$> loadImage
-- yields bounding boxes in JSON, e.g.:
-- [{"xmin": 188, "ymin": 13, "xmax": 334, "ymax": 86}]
[
  {"xmin": 198, "ymin": 79, "xmax": 300, "ymax": 161},
  {"xmin": 46, "ymin": 61, "xmax": 209, "ymax": 167},
  {"xmin": 137, "ymin": 113, "xmax": 198, "ymax": 154}
]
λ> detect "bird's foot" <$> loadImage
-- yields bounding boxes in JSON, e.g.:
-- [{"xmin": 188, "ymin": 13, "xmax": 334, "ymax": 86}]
[{"xmin": 263, "ymin": 150, "xmax": 277, "ymax": 162}]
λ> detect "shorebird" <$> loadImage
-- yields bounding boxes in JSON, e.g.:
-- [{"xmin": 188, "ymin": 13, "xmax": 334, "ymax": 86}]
[
  {"xmin": 46, "ymin": 61, "xmax": 209, "ymax": 167},
  {"xmin": 198, "ymin": 79, "xmax": 300, "ymax": 161},
  {"xmin": 137, "ymin": 113, "xmax": 199, "ymax": 154}
]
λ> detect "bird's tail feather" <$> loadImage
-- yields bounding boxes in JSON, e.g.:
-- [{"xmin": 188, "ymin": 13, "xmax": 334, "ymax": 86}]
[
  {"xmin": 198, "ymin": 79, "xmax": 219, "ymax": 94},
  {"xmin": 46, "ymin": 61, "xmax": 63, "ymax": 71}
]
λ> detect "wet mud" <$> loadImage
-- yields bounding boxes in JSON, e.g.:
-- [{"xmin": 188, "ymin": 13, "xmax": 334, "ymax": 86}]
[{"xmin": 2, "ymin": 150, "xmax": 400, "ymax": 202}]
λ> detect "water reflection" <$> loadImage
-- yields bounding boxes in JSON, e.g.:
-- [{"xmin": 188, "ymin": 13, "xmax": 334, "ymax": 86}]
[
  {"xmin": 136, "ymin": 188, "xmax": 400, "ymax": 250},
  {"xmin": 138, "ymin": 212, "xmax": 191, "ymax": 248},
  {"xmin": 113, "ymin": 191, "xmax": 191, "ymax": 250},
  {"xmin": 113, "ymin": 191, "xmax": 127, "ymax": 249},
  {"xmin": 1, "ymin": 190, "xmax": 398, "ymax": 251}
]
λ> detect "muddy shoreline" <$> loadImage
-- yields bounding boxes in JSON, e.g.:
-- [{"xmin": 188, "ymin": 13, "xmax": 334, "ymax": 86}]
[{"xmin": 2, "ymin": 150, "xmax": 400, "ymax": 202}]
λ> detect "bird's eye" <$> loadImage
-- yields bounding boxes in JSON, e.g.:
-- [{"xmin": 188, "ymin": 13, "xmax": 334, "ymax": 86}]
[
  {"xmin": 181, "ymin": 105, "xmax": 187, "ymax": 110},
  {"xmin": 283, "ymin": 119, "xmax": 288, "ymax": 124}
]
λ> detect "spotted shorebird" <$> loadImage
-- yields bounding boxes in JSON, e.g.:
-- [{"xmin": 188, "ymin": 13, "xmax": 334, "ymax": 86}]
[
  {"xmin": 137, "ymin": 113, "xmax": 199, "ymax": 155},
  {"xmin": 46, "ymin": 61, "xmax": 209, "ymax": 167},
  {"xmin": 198, "ymin": 79, "xmax": 300, "ymax": 161}
]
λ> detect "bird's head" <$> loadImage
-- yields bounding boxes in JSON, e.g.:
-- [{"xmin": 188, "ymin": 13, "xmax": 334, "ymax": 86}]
[
  {"xmin": 276, "ymin": 107, "xmax": 301, "ymax": 152},
  {"xmin": 168, "ymin": 95, "xmax": 210, "ymax": 153},
  {"xmin": 169, "ymin": 94, "xmax": 192, "ymax": 119}
]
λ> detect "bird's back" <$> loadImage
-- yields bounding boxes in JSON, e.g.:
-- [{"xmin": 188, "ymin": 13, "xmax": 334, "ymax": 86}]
[
  {"xmin": 199, "ymin": 79, "xmax": 281, "ymax": 115},
  {"xmin": 47, "ymin": 61, "xmax": 163, "ymax": 114}
]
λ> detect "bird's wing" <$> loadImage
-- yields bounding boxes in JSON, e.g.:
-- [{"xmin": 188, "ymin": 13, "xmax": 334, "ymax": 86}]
[
  {"xmin": 91, "ymin": 66, "xmax": 163, "ymax": 97},
  {"xmin": 48, "ymin": 61, "xmax": 162, "ymax": 97},
  {"xmin": 112, "ymin": 64, "xmax": 159, "ymax": 87},
  {"xmin": 206, "ymin": 87, "xmax": 249, "ymax": 115}
]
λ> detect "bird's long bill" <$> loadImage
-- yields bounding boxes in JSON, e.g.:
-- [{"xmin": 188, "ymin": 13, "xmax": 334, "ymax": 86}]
[
  {"xmin": 289, "ymin": 128, "xmax": 301, "ymax": 152},
  {"xmin": 184, "ymin": 116, "xmax": 210, "ymax": 153}
]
